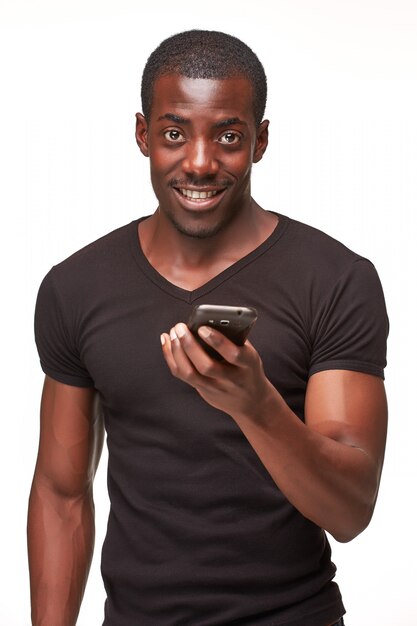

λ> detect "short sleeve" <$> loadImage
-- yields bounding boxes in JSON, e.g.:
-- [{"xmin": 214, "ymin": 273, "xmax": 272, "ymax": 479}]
[
  {"xmin": 34, "ymin": 269, "xmax": 94, "ymax": 387},
  {"xmin": 309, "ymin": 259, "xmax": 389, "ymax": 379}
]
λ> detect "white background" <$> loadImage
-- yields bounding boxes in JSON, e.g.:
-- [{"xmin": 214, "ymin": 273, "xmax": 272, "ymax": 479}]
[{"xmin": 1, "ymin": 1, "xmax": 416, "ymax": 624}]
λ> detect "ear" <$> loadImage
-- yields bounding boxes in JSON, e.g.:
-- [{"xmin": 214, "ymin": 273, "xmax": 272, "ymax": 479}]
[
  {"xmin": 253, "ymin": 119, "xmax": 269, "ymax": 163},
  {"xmin": 135, "ymin": 112, "xmax": 149, "ymax": 157}
]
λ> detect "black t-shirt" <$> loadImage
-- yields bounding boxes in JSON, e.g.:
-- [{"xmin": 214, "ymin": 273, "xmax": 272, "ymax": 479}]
[{"xmin": 35, "ymin": 214, "xmax": 388, "ymax": 626}]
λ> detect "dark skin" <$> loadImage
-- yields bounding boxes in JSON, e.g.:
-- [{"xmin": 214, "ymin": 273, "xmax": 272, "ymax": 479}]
[
  {"xmin": 28, "ymin": 377, "xmax": 103, "ymax": 626},
  {"xmin": 28, "ymin": 74, "xmax": 387, "ymax": 626},
  {"xmin": 135, "ymin": 75, "xmax": 276, "ymax": 289}
]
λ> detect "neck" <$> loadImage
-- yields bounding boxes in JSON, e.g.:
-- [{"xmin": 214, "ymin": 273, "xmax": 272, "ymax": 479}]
[
  {"xmin": 138, "ymin": 200, "xmax": 278, "ymax": 291},
  {"xmin": 144, "ymin": 200, "xmax": 268, "ymax": 261}
]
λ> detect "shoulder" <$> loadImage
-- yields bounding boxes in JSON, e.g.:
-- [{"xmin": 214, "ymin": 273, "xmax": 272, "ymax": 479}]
[
  {"xmin": 37, "ymin": 219, "xmax": 141, "ymax": 317},
  {"xmin": 274, "ymin": 219, "xmax": 389, "ymax": 378},
  {"xmin": 42, "ymin": 220, "xmax": 139, "ymax": 291},
  {"xmin": 282, "ymin": 215, "xmax": 362, "ymax": 264},
  {"xmin": 265, "ymin": 216, "xmax": 387, "ymax": 335},
  {"xmin": 276, "ymin": 214, "xmax": 377, "ymax": 285},
  {"xmin": 54, "ymin": 220, "xmax": 137, "ymax": 273}
]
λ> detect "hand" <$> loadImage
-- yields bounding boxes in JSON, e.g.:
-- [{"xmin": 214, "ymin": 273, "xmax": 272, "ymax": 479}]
[{"xmin": 160, "ymin": 323, "xmax": 276, "ymax": 421}]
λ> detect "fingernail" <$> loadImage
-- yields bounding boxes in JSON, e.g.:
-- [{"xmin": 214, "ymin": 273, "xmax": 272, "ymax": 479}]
[
  {"xmin": 175, "ymin": 323, "xmax": 187, "ymax": 338},
  {"xmin": 160, "ymin": 334, "xmax": 166, "ymax": 346},
  {"xmin": 198, "ymin": 326, "xmax": 211, "ymax": 339},
  {"xmin": 170, "ymin": 328, "xmax": 177, "ymax": 341}
]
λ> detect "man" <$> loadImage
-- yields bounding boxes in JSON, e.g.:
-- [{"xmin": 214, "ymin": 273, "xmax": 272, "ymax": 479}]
[{"xmin": 28, "ymin": 30, "xmax": 388, "ymax": 626}]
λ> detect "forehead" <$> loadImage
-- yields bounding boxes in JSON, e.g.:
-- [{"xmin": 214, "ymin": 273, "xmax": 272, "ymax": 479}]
[{"xmin": 150, "ymin": 75, "xmax": 255, "ymax": 123}]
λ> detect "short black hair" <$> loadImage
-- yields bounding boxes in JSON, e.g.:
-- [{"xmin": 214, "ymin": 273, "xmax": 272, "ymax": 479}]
[{"xmin": 141, "ymin": 30, "xmax": 267, "ymax": 126}]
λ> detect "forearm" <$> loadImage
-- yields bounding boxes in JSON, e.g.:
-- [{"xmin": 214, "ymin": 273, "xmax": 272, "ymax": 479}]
[
  {"xmin": 233, "ymin": 383, "xmax": 379, "ymax": 542},
  {"xmin": 161, "ymin": 324, "xmax": 386, "ymax": 543},
  {"xmin": 28, "ymin": 476, "xmax": 95, "ymax": 626}
]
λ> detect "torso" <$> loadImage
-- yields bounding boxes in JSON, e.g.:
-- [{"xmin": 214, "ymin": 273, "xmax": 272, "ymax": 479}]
[{"xmin": 37, "ymin": 214, "xmax": 370, "ymax": 625}]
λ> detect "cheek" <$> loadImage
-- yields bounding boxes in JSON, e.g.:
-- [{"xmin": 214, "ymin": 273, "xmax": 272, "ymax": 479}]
[
  {"xmin": 149, "ymin": 152, "xmax": 178, "ymax": 183},
  {"xmin": 226, "ymin": 153, "xmax": 253, "ymax": 181}
]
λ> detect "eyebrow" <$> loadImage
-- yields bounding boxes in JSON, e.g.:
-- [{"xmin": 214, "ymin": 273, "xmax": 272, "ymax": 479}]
[
  {"xmin": 214, "ymin": 117, "xmax": 246, "ymax": 129},
  {"xmin": 157, "ymin": 113, "xmax": 247, "ymax": 128},
  {"xmin": 157, "ymin": 113, "xmax": 190, "ymax": 124}
]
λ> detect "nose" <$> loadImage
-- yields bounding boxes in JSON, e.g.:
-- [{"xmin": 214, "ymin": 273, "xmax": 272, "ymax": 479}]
[{"xmin": 182, "ymin": 138, "xmax": 219, "ymax": 178}]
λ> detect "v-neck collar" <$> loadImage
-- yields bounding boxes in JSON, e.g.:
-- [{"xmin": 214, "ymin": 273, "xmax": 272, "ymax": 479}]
[{"xmin": 128, "ymin": 212, "xmax": 289, "ymax": 304}]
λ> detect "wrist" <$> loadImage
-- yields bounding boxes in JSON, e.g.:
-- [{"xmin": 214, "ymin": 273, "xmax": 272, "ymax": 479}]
[{"xmin": 235, "ymin": 379, "xmax": 284, "ymax": 427}]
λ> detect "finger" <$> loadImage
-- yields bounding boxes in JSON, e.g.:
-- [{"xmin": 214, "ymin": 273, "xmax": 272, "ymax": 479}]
[
  {"xmin": 160, "ymin": 332, "xmax": 178, "ymax": 375},
  {"xmin": 167, "ymin": 326, "xmax": 202, "ymax": 383},
  {"xmin": 161, "ymin": 330, "xmax": 195, "ymax": 379},
  {"xmin": 197, "ymin": 325, "xmax": 250, "ymax": 366},
  {"xmin": 174, "ymin": 323, "xmax": 223, "ymax": 379}
]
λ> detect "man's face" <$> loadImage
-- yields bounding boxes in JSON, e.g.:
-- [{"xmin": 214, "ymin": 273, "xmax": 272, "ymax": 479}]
[{"xmin": 136, "ymin": 75, "xmax": 268, "ymax": 239}]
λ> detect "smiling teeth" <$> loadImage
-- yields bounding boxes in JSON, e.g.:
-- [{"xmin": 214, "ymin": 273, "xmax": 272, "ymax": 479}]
[{"xmin": 180, "ymin": 189, "xmax": 219, "ymax": 199}]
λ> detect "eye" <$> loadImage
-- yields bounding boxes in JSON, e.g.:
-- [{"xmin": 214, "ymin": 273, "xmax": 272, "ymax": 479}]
[
  {"xmin": 218, "ymin": 131, "xmax": 241, "ymax": 145},
  {"xmin": 164, "ymin": 129, "xmax": 184, "ymax": 143}
]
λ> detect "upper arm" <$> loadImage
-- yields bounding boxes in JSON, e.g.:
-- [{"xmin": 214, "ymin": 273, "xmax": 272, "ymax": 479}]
[
  {"xmin": 305, "ymin": 370, "xmax": 388, "ymax": 479},
  {"xmin": 34, "ymin": 376, "xmax": 104, "ymax": 497}
]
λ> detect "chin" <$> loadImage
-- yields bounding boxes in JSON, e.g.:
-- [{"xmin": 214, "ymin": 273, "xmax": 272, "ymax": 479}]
[
  {"xmin": 165, "ymin": 205, "xmax": 241, "ymax": 240},
  {"xmin": 171, "ymin": 219, "xmax": 225, "ymax": 239}
]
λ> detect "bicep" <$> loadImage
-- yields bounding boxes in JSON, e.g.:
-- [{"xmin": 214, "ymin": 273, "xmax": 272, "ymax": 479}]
[
  {"xmin": 305, "ymin": 370, "xmax": 388, "ymax": 475},
  {"xmin": 35, "ymin": 376, "xmax": 104, "ymax": 497}
]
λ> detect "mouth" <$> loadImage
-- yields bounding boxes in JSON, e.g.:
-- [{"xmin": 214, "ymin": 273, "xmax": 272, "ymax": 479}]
[
  {"xmin": 173, "ymin": 186, "xmax": 227, "ymax": 207},
  {"xmin": 179, "ymin": 188, "xmax": 221, "ymax": 200}
]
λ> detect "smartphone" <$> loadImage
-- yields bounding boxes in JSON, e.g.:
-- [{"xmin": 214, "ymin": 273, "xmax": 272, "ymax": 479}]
[{"xmin": 187, "ymin": 304, "xmax": 258, "ymax": 359}]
